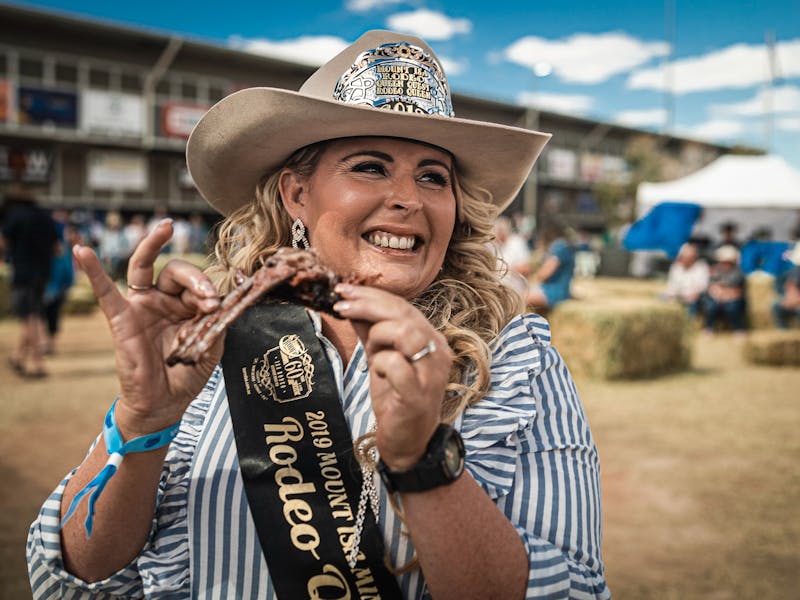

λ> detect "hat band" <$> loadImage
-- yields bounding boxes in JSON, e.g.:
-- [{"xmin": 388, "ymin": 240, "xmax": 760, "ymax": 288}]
[{"xmin": 333, "ymin": 41, "xmax": 454, "ymax": 117}]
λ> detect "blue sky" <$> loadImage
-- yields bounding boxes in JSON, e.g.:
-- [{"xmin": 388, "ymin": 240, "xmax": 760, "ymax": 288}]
[{"xmin": 9, "ymin": 0, "xmax": 800, "ymax": 169}]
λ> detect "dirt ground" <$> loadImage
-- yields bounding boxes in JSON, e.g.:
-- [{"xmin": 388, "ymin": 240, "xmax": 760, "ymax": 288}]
[{"xmin": 2, "ymin": 291, "xmax": 799, "ymax": 599}]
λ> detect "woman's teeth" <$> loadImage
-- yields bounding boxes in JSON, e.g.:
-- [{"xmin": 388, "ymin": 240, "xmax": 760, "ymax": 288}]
[{"xmin": 367, "ymin": 233, "xmax": 416, "ymax": 250}]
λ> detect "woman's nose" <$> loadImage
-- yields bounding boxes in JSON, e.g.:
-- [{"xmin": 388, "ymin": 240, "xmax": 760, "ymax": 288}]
[{"xmin": 385, "ymin": 177, "xmax": 423, "ymax": 211}]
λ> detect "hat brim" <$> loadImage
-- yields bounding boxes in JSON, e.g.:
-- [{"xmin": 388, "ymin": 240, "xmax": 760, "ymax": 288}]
[{"xmin": 187, "ymin": 87, "xmax": 550, "ymax": 216}]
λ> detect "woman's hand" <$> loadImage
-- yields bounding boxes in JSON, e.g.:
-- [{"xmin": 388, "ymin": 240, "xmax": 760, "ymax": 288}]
[
  {"xmin": 74, "ymin": 219, "xmax": 223, "ymax": 438},
  {"xmin": 333, "ymin": 284, "xmax": 451, "ymax": 470}
]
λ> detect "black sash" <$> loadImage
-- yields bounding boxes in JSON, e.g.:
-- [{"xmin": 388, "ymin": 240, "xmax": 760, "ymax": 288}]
[{"xmin": 222, "ymin": 302, "xmax": 403, "ymax": 600}]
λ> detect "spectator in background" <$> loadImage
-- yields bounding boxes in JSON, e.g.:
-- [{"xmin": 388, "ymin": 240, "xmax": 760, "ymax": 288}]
[
  {"xmin": 1, "ymin": 191, "xmax": 58, "ymax": 378},
  {"xmin": 41, "ymin": 224, "xmax": 75, "ymax": 355},
  {"xmin": 98, "ymin": 211, "xmax": 130, "ymax": 281},
  {"xmin": 188, "ymin": 212, "xmax": 211, "ymax": 254},
  {"xmin": 712, "ymin": 222, "xmax": 741, "ymax": 253},
  {"xmin": 123, "ymin": 213, "xmax": 147, "ymax": 251},
  {"xmin": 171, "ymin": 215, "xmax": 191, "ymax": 255},
  {"xmin": 527, "ymin": 222, "xmax": 575, "ymax": 311},
  {"xmin": 702, "ymin": 244, "xmax": 747, "ymax": 334},
  {"xmin": 662, "ymin": 242, "xmax": 709, "ymax": 318},
  {"xmin": 493, "ymin": 215, "xmax": 531, "ymax": 299},
  {"xmin": 772, "ymin": 242, "xmax": 800, "ymax": 329}
]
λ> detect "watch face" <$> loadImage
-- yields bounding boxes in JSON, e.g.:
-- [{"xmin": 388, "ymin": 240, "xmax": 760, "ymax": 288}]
[{"xmin": 443, "ymin": 434, "xmax": 465, "ymax": 477}]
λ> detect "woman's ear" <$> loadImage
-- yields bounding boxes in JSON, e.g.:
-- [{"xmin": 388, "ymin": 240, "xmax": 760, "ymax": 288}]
[{"xmin": 278, "ymin": 168, "xmax": 306, "ymax": 221}]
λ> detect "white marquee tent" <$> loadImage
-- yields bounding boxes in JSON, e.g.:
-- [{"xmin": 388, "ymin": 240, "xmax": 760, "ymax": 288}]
[{"xmin": 637, "ymin": 155, "xmax": 800, "ymax": 242}]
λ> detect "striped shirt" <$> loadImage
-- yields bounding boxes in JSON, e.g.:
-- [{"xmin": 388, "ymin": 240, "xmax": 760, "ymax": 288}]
[{"xmin": 27, "ymin": 312, "xmax": 610, "ymax": 599}]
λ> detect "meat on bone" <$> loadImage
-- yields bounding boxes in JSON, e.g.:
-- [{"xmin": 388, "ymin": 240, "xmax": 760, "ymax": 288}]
[{"xmin": 166, "ymin": 247, "xmax": 367, "ymax": 366}]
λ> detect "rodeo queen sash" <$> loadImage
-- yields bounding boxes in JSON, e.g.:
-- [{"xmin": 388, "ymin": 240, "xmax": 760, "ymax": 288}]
[{"xmin": 221, "ymin": 302, "xmax": 403, "ymax": 600}]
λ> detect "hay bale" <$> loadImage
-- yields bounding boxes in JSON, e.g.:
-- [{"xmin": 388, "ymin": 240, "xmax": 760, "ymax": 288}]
[
  {"xmin": 548, "ymin": 298, "xmax": 692, "ymax": 380},
  {"xmin": 743, "ymin": 330, "xmax": 800, "ymax": 366},
  {"xmin": 746, "ymin": 272, "xmax": 777, "ymax": 330}
]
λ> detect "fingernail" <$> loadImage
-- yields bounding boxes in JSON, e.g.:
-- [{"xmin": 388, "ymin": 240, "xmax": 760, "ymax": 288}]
[
  {"xmin": 335, "ymin": 283, "xmax": 353, "ymax": 295},
  {"xmin": 159, "ymin": 218, "xmax": 173, "ymax": 228},
  {"xmin": 333, "ymin": 301, "xmax": 350, "ymax": 313}
]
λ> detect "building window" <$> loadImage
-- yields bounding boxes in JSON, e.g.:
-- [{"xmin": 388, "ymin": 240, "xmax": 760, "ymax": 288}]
[
  {"xmin": 19, "ymin": 56, "xmax": 44, "ymax": 80},
  {"xmin": 121, "ymin": 72, "xmax": 141, "ymax": 93},
  {"xmin": 55, "ymin": 62, "xmax": 78, "ymax": 85},
  {"xmin": 208, "ymin": 84, "xmax": 226, "ymax": 103},
  {"xmin": 89, "ymin": 68, "xmax": 111, "ymax": 89},
  {"xmin": 181, "ymin": 81, "xmax": 197, "ymax": 101}
]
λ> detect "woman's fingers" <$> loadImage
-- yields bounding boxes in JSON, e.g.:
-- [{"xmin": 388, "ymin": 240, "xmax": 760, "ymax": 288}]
[
  {"xmin": 126, "ymin": 219, "xmax": 173, "ymax": 288},
  {"xmin": 73, "ymin": 244, "xmax": 127, "ymax": 319},
  {"xmin": 156, "ymin": 259, "xmax": 220, "ymax": 314}
]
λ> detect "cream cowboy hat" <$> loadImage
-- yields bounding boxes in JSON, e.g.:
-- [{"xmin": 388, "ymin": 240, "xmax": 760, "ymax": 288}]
[{"xmin": 186, "ymin": 30, "xmax": 551, "ymax": 216}]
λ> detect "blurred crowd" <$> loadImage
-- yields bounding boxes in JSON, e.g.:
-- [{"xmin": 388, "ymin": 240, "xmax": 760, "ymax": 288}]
[
  {"xmin": 493, "ymin": 214, "xmax": 800, "ymax": 333},
  {"xmin": 1, "ymin": 191, "xmax": 215, "ymax": 378}
]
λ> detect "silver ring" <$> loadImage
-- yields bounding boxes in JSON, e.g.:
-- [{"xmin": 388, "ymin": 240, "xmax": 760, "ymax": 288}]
[
  {"xmin": 409, "ymin": 340, "xmax": 436, "ymax": 362},
  {"xmin": 127, "ymin": 282, "xmax": 154, "ymax": 292}
]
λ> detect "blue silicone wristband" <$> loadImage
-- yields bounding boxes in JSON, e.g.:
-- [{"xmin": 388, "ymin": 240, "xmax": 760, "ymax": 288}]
[{"xmin": 60, "ymin": 398, "xmax": 181, "ymax": 537}]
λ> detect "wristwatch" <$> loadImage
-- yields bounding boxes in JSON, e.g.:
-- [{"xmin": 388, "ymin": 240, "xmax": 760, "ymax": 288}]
[{"xmin": 377, "ymin": 423, "xmax": 465, "ymax": 494}]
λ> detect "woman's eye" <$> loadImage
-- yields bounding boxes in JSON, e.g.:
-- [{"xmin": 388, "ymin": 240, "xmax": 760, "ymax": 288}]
[
  {"xmin": 420, "ymin": 171, "xmax": 450, "ymax": 186},
  {"xmin": 353, "ymin": 162, "xmax": 386, "ymax": 175}
]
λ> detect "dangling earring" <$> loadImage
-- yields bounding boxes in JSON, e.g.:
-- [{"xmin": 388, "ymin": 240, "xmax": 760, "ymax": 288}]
[{"xmin": 291, "ymin": 218, "xmax": 310, "ymax": 249}]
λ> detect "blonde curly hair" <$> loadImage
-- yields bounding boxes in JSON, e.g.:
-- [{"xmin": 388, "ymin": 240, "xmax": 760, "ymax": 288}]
[{"xmin": 206, "ymin": 139, "xmax": 523, "ymax": 421}]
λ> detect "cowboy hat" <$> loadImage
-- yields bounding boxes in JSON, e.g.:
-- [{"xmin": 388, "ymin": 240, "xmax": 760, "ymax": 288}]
[
  {"xmin": 714, "ymin": 244, "xmax": 740, "ymax": 263},
  {"xmin": 187, "ymin": 30, "xmax": 551, "ymax": 216}
]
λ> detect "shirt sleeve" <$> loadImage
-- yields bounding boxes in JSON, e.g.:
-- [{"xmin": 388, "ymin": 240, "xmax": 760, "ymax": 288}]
[
  {"xmin": 26, "ymin": 369, "xmax": 220, "ymax": 599},
  {"xmin": 460, "ymin": 314, "xmax": 610, "ymax": 599}
]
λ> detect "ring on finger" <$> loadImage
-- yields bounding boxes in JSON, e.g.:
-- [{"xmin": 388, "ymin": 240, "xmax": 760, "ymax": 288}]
[
  {"xmin": 127, "ymin": 282, "xmax": 155, "ymax": 292},
  {"xmin": 409, "ymin": 340, "xmax": 436, "ymax": 362}
]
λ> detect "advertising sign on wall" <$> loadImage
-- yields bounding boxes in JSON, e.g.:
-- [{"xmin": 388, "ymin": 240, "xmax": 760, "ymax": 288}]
[
  {"xmin": 87, "ymin": 151, "xmax": 147, "ymax": 191},
  {"xmin": 546, "ymin": 147, "xmax": 577, "ymax": 180},
  {"xmin": 161, "ymin": 103, "xmax": 208, "ymax": 138},
  {"xmin": 81, "ymin": 90, "xmax": 144, "ymax": 136},
  {"xmin": 17, "ymin": 87, "xmax": 78, "ymax": 127},
  {"xmin": 0, "ymin": 145, "xmax": 53, "ymax": 183}
]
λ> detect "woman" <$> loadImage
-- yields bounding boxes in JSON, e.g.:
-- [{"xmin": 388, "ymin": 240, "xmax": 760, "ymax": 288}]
[{"xmin": 27, "ymin": 31, "xmax": 609, "ymax": 599}]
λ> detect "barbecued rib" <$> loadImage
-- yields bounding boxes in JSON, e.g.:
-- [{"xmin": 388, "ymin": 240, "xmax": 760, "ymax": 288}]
[{"xmin": 166, "ymin": 247, "xmax": 359, "ymax": 366}]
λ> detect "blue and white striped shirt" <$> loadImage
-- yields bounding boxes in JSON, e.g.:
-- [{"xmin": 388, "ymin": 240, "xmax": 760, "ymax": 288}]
[{"xmin": 27, "ymin": 313, "xmax": 610, "ymax": 599}]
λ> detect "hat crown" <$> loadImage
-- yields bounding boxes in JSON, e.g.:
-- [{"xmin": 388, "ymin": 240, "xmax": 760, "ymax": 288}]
[{"xmin": 299, "ymin": 30, "xmax": 454, "ymax": 118}]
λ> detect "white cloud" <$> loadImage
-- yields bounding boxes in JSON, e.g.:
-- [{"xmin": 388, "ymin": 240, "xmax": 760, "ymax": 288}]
[
  {"xmin": 778, "ymin": 116, "xmax": 800, "ymax": 131},
  {"xmin": 517, "ymin": 91, "xmax": 593, "ymax": 115},
  {"xmin": 614, "ymin": 108, "xmax": 668, "ymax": 128},
  {"xmin": 628, "ymin": 39, "xmax": 800, "ymax": 94},
  {"xmin": 386, "ymin": 9, "xmax": 472, "ymax": 41},
  {"xmin": 504, "ymin": 32, "xmax": 669, "ymax": 85},
  {"xmin": 439, "ymin": 56, "xmax": 467, "ymax": 76},
  {"xmin": 711, "ymin": 85, "xmax": 800, "ymax": 116},
  {"xmin": 677, "ymin": 119, "xmax": 745, "ymax": 141},
  {"xmin": 228, "ymin": 35, "xmax": 349, "ymax": 67},
  {"xmin": 345, "ymin": 0, "xmax": 405, "ymax": 12}
]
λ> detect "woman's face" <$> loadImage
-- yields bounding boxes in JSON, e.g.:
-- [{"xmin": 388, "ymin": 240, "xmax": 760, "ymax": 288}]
[{"xmin": 280, "ymin": 137, "xmax": 457, "ymax": 299}]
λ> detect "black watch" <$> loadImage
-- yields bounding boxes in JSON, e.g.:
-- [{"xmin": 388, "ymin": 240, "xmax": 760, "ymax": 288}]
[{"xmin": 377, "ymin": 423, "xmax": 465, "ymax": 494}]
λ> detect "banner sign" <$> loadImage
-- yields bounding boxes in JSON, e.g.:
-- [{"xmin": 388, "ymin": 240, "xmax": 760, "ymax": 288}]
[
  {"xmin": 17, "ymin": 86, "xmax": 78, "ymax": 127},
  {"xmin": 81, "ymin": 90, "xmax": 144, "ymax": 136},
  {"xmin": 546, "ymin": 147, "xmax": 577, "ymax": 180},
  {"xmin": 161, "ymin": 102, "xmax": 208, "ymax": 138},
  {"xmin": 0, "ymin": 145, "xmax": 53, "ymax": 183},
  {"xmin": 87, "ymin": 151, "xmax": 147, "ymax": 191}
]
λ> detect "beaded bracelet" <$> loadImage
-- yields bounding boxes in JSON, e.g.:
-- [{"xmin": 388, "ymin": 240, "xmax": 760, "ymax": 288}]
[{"xmin": 60, "ymin": 398, "xmax": 181, "ymax": 537}]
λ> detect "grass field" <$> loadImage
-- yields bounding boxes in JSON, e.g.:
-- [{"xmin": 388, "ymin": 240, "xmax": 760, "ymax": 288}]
[{"xmin": 1, "ymin": 277, "xmax": 798, "ymax": 598}]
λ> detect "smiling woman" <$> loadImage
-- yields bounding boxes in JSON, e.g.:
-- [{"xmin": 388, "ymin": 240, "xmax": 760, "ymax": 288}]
[{"xmin": 27, "ymin": 29, "xmax": 610, "ymax": 599}]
